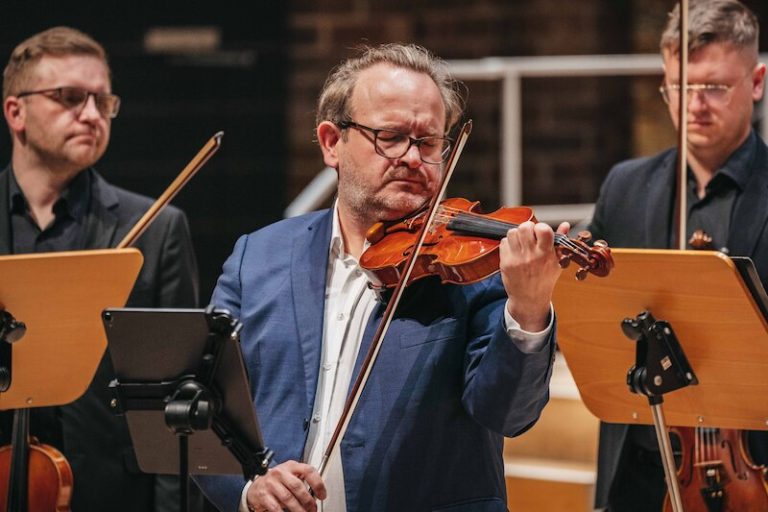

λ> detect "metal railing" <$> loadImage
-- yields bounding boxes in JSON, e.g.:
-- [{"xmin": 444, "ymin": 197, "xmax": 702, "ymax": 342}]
[{"xmin": 285, "ymin": 53, "xmax": 768, "ymax": 223}]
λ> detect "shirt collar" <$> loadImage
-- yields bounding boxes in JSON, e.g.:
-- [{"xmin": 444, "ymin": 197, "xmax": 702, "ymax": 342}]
[
  {"xmin": 7, "ymin": 167, "xmax": 91, "ymax": 222},
  {"xmin": 329, "ymin": 201, "xmax": 345, "ymax": 259}
]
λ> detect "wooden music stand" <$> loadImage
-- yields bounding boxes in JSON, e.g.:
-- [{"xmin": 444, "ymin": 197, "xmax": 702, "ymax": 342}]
[
  {"xmin": 0, "ymin": 249, "xmax": 143, "ymax": 410},
  {"xmin": 553, "ymin": 248, "xmax": 768, "ymax": 511},
  {"xmin": 553, "ymin": 248, "xmax": 768, "ymax": 430}
]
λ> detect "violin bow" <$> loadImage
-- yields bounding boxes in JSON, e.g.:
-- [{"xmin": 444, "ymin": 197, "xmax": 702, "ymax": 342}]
[
  {"xmin": 675, "ymin": 0, "xmax": 689, "ymax": 250},
  {"xmin": 659, "ymin": 5, "xmax": 689, "ymax": 512},
  {"xmin": 317, "ymin": 120, "xmax": 473, "ymax": 478},
  {"xmin": 117, "ymin": 131, "xmax": 223, "ymax": 249}
]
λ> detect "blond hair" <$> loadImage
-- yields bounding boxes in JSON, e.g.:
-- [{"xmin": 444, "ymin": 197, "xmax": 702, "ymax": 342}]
[{"xmin": 3, "ymin": 26, "xmax": 109, "ymax": 100}]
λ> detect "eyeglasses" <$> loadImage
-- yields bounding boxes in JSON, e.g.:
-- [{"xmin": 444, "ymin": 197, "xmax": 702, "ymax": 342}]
[
  {"xmin": 337, "ymin": 120, "xmax": 453, "ymax": 164},
  {"xmin": 17, "ymin": 86, "xmax": 121, "ymax": 119},
  {"xmin": 658, "ymin": 82, "xmax": 735, "ymax": 106}
]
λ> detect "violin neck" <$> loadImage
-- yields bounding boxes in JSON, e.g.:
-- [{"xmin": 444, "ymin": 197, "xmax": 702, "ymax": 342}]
[
  {"xmin": 8, "ymin": 408, "xmax": 30, "ymax": 511},
  {"xmin": 447, "ymin": 213, "xmax": 516, "ymax": 240},
  {"xmin": 447, "ymin": 212, "xmax": 568, "ymax": 247}
]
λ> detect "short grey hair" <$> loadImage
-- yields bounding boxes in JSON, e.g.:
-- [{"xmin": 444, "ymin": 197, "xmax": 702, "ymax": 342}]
[{"xmin": 316, "ymin": 43, "xmax": 465, "ymax": 133}]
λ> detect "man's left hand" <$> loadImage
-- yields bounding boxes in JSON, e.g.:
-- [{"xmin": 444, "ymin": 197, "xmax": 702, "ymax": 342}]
[{"xmin": 499, "ymin": 221, "xmax": 570, "ymax": 332}]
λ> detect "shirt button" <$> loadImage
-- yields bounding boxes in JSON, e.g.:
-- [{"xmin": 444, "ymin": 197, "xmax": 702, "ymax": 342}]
[
  {"xmin": 337, "ymin": 313, "xmax": 344, "ymax": 321},
  {"xmin": 312, "ymin": 413, "xmax": 321, "ymax": 423},
  {"xmin": 322, "ymin": 363, "xmax": 332, "ymax": 371}
]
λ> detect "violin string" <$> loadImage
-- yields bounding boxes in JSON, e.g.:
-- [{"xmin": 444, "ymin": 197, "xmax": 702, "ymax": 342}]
[{"xmin": 434, "ymin": 204, "xmax": 603, "ymax": 263}]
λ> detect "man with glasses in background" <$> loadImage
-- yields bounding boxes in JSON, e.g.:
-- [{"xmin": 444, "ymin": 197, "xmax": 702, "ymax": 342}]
[
  {"xmin": 0, "ymin": 26, "xmax": 199, "ymax": 511},
  {"xmin": 196, "ymin": 43, "xmax": 568, "ymax": 512},
  {"xmin": 589, "ymin": 1, "xmax": 767, "ymax": 510}
]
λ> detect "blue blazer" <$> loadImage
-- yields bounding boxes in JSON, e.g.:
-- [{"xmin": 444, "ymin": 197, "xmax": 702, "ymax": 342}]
[{"xmin": 196, "ymin": 208, "xmax": 556, "ymax": 512}]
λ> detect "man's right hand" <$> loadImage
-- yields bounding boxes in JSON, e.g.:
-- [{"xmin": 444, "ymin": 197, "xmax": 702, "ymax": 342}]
[{"xmin": 246, "ymin": 461, "xmax": 327, "ymax": 512}]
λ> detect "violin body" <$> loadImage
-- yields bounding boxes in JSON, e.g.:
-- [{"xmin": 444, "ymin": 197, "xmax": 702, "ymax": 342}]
[
  {"xmin": 361, "ymin": 197, "xmax": 613, "ymax": 287},
  {"xmin": 0, "ymin": 438, "xmax": 73, "ymax": 512},
  {"xmin": 362, "ymin": 198, "xmax": 535, "ymax": 287},
  {"xmin": 664, "ymin": 427, "xmax": 768, "ymax": 512}
]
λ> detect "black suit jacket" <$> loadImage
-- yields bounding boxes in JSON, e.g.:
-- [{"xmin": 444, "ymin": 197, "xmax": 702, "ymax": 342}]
[
  {"xmin": 0, "ymin": 166, "xmax": 199, "ymax": 511},
  {"xmin": 588, "ymin": 132, "xmax": 768, "ymax": 508}
]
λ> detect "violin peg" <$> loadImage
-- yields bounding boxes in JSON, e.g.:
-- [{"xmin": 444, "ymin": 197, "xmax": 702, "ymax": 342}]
[
  {"xmin": 575, "ymin": 267, "xmax": 588, "ymax": 280},
  {"xmin": 558, "ymin": 255, "xmax": 571, "ymax": 269},
  {"xmin": 577, "ymin": 231, "xmax": 592, "ymax": 243},
  {"xmin": 593, "ymin": 239, "xmax": 608, "ymax": 248}
]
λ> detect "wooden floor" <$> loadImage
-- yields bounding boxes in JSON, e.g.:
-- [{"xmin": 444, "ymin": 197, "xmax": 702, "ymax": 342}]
[{"xmin": 504, "ymin": 353, "xmax": 599, "ymax": 512}]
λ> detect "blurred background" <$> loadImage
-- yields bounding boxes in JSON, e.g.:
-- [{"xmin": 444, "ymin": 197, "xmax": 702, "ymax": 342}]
[
  {"xmin": 0, "ymin": 0, "xmax": 764, "ymax": 298},
  {"xmin": 1, "ymin": 1, "xmax": 765, "ymax": 509}
]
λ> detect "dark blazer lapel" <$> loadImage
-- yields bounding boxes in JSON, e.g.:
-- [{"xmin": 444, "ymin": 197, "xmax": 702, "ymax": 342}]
[
  {"xmin": 645, "ymin": 151, "xmax": 677, "ymax": 249},
  {"xmin": 0, "ymin": 167, "xmax": 11, "ymax": 255},
  {"xmin": 82, "ymin": 170, "xmax": 120, "ymax": 249},
  {"xmin": 291, "ymin": 210, "xmax": 333, "ymax": 410},
  {"xmin": 728, "ymin": 139, "xmax": 768, "ymax": 257}
]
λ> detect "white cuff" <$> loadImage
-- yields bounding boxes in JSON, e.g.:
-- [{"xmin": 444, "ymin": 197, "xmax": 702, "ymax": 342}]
[
  {"xmin": 240, "ymin": 477, "xmax": 256, "ymax": 512},
  {"xmin": 503, "ymin": 301, "xmax": 553, "ymax": 353}
]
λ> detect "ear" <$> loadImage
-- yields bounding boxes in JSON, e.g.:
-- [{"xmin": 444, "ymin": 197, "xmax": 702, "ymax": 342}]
[
  {"xmin": 4, "ymin": 96, "xmax": 25, "ymax": 135},
  {"xmin": 752, "ymin": 62, "xmax": 766, "ymax": 102},
  {"xmin": 317, "ymin": 121, "xmax": 342, "ymax": 169}
]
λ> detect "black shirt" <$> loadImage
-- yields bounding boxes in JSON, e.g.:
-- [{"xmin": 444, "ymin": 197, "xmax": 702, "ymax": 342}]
[
  {"xmin": 685, "ymin": 130, "xmax": 757, "ymax": 252},
  {"xmin": 8, "ymin": 168, "xmax": 91, "ymax": 254}
]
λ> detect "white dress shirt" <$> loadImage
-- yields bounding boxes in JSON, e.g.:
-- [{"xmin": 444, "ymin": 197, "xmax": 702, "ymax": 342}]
[{"xmin": 240, "ymin": 204, "xmax": 553, "ymax": 512}]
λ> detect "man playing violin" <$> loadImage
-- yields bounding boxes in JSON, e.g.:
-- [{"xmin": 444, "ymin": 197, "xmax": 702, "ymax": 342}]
[
  {"xmin": 0, "ymin": 27, "xmax": 199, "ymax": 511},
  {"xmin": 589, "ymin": 1, "xmax": 767, "ymax": 510},
  {"xmin": 196, "ymin": 43, "xmax": 568, "ymax": 512}
]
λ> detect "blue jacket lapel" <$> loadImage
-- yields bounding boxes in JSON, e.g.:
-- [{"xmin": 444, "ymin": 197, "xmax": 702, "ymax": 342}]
[{"xmin": 291, "ymin": 210, "xmax": 333, "ymax": 411}]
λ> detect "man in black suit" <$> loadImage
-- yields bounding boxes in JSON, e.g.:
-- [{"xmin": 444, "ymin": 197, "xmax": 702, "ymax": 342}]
[
  {"xmin": 589, "ymin": 1, "xmax": 767, "ymax": 510},
  {"xmin": 0, "ymin": 26, "xmax": 199, "ymax": 511}
]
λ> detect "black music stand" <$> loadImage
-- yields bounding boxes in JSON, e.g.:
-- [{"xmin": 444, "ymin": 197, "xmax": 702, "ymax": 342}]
[
  {"xmin": 103, "ymin": 306, "xmax": 273, "ymax": 512},
  {"xmin": 553, "ymin": 249, "xmax": 768, "ymax": 512}
]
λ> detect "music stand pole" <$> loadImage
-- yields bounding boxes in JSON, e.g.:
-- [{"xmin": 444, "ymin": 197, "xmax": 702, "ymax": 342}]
[{"xmin": 622, "ymin": 310, "xmax": 698, "ymax": 512}]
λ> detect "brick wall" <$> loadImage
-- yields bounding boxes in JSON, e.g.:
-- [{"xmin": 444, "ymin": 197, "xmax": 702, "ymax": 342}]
[
  {"xmin": 284, "ymin": 0, "xmax": 768, "ymax": 213},
  {"xmin": 285, "ymin": 0, "xmax": 635, "ymax": 211}
]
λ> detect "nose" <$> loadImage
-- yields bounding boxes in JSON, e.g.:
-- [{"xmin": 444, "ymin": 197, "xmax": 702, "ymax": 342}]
[
  {"xmin": 400, "ymin": 141, "xmax": 422, "ymax": 169},
  {"xmin": 686, "ymin": 90, "xmax": 708, "ymax": 113}
]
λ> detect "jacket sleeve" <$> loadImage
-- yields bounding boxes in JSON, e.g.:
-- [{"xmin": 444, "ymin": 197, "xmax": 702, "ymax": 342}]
[{"xmin": 461, "ymin": 278, "xmax": 556, "ymax": 437}]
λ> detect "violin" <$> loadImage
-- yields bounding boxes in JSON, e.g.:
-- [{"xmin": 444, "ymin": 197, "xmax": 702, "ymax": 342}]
[
  {"xmin": 360, "ymin": 197, "xmax": 614, "ymax": 287},
  {"xmin": 0, "ymin": 409, "xmax": 73, "ymax": 511},
  {"xmin": 663, "ymin": 427, "xmax": 768, "ymax": 512}
]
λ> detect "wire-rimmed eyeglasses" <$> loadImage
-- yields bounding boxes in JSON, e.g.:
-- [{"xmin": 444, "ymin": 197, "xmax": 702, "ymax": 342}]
[
  {"xmin": 17, "ymin": 86, "xmax": 121, "ymax": 119},
  {"xmin": 337, "ymin": 120, "xmax": 453, "ymax": 164},
  {"xmin": 658, "ymin": 82, "xmax": 735, "ymax": 106}
]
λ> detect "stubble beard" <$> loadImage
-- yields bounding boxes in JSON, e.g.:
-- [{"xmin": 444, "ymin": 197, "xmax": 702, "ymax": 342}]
[{"xmin": 339, "ymin": 173, "xmax": 430, "ymax": 227}]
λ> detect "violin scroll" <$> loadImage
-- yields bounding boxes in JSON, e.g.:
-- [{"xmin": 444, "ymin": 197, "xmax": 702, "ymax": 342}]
[{"xmin": 555, "ymin": 230, "xmax": 614, "ymax": 281}]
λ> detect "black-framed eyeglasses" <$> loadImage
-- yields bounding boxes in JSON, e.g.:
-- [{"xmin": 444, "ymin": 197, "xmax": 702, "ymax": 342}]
[
  {"xmin": 17, "ymin": 86, "xmax": 121, "ymax": 119},
  {"xmin": 337, "ymin": 120, "xmax": 453, "ymax": 164}
]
